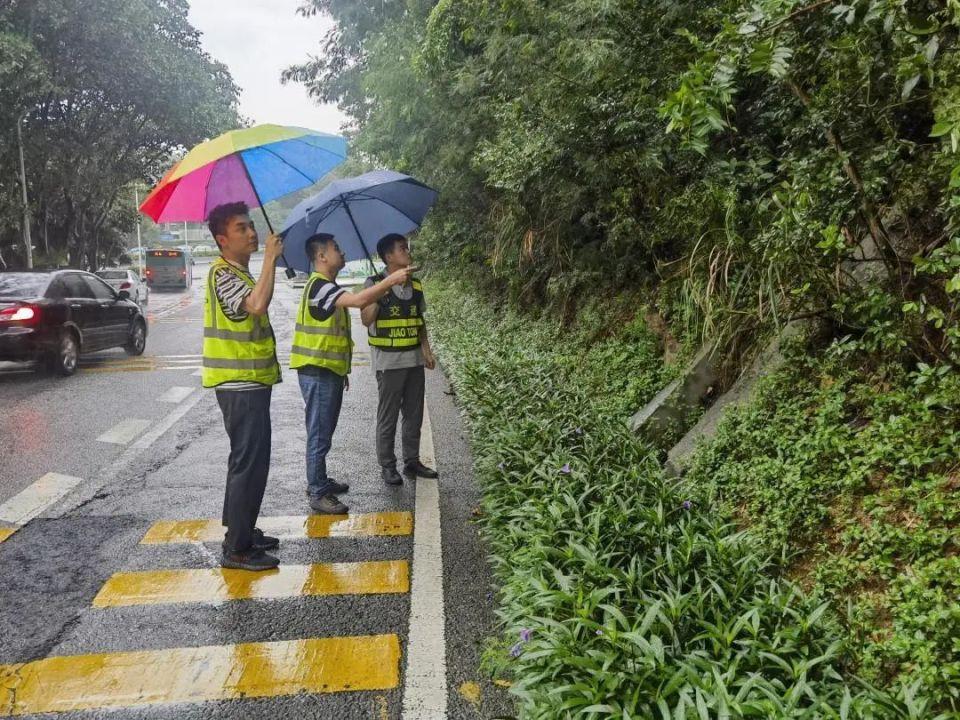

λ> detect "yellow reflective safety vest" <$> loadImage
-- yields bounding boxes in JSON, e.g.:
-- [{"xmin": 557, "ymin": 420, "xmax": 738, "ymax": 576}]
[
  {"xmin": 202, "ymin": 257, "xmax": 281, "ymax": 388},
  {"xmin": 367, "ymin": 276, "xmax": 425, "ymax": 352},
  {"xmin": 289, "ymin": 273, "xmax": 353, "ymax": 376}
]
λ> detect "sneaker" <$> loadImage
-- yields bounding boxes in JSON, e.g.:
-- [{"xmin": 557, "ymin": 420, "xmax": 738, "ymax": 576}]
[
  {"xmin": 309, "ymin": 494, "xmax": 349, "ymax": 515},
  {"xmin": 404, "ymin": 460, "xmax": 439, "ymax": 479},
  {"xmin": 252, "ymin": 528, "xmax": 279, "ymax": 551},
  {"xmin": 382, "ymin": 466, "xmax": 404, "ymax": 486},
  {"xmin": 221, "ymin": 549, "xmax": 279, "ymax": 571}
]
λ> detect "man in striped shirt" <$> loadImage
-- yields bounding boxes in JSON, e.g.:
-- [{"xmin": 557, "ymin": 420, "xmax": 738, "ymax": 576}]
[
  {"xmin": 294, "ymin": 234, "xmax": 414, "ymax": 514},
  {"xmin": 205, "ymin": 201, "xmax": 284, "ymax": 571}
]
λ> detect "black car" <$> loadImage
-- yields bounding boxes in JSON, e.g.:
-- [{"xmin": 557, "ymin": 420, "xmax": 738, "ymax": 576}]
[{"xmin": 0, "ymin": 270, "xmax": 148, "ymax": 376}]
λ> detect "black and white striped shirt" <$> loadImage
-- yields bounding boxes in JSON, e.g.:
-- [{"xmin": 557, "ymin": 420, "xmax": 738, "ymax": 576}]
[
  {"xmin": 213, "ymin": 265, "xmax": 254, "ymax": 321},
  {"xmin": 306, "ymin": 277, "xmax": 346, "ymax": 321}
]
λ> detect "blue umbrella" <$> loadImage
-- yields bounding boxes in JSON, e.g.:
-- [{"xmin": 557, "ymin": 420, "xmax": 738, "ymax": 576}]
[{"xmin": 279, "ymin": 170, "xmax": 439, "ymax": 273}]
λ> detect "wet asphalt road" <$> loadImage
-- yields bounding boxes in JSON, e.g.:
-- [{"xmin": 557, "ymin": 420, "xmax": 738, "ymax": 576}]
[{"xmin": 0, "ymin": 259, "xmax": 513, "ymax": 719}]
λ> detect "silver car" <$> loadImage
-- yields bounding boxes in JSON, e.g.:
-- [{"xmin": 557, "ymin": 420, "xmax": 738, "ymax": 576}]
[{"xmin": 96, "ymin": 268, "xmax": 149, "ymax": 307}]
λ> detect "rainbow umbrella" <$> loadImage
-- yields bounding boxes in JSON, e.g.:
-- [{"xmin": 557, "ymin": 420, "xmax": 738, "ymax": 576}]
[{"xmin": 139, "ymin": 124, "xmax": 347, "ymax": 228}]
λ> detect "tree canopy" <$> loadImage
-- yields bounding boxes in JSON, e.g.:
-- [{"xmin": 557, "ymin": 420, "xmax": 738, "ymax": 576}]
[
  {"xmin": 288, "ymin": 0, "xmax": 960, "ymax": 366},
  {"xmin": 0, "ymin": 0, "xmax": 240, "ymax": 270}
]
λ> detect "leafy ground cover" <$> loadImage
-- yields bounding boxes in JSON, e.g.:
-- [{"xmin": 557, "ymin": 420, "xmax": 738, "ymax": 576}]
[
  {"xmin": 427, "ymin": 277, "xmax": 955, "ymax": 719},
  {"xmin": 685, "ymin": 348, "xmax": 960, "ymax": 710}
]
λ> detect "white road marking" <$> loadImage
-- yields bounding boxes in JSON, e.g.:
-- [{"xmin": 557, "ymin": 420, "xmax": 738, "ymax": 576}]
[
  {"xmin": 419, "ymin": 402, "xmax": 436, "ymax": 469},
  {"xmin": 0, "ymin": 473, "xmax": 84, "ymax": 526},
  {"xmin": 96, "ymin": 419, "xmax": 152, "ymax": 445},
  {"xmin": 401, "ymin": 402, "xmax": 447, "ymax": 719},
  {"xmin": 156, "ymin": 387, "xmax": 195, "ymax": 403},
  {"xmin": 132, "ymin": 392, "xmax": 203, "ymax": 450},
  {"xmin": 46, "ymin": 390, "xmax": 208, "ymax": 518}
]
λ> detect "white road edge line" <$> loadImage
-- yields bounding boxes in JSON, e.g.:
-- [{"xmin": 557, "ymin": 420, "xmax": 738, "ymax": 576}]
[
  {"xmin": 401, "ymin": 402, "xmax": 447, "ymax": 719},
  {"xmin": 0, "ymin": 473, "xmax": 84, "ymax": 526}
]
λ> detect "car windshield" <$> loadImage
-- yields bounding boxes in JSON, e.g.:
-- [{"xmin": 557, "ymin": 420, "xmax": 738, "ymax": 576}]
[
  {"xmin": 97, "ymin": 270, "xmax": 128, "ymax": 280},
  {"xmin": 0, "ymin": 273, "xmax": 50, "ymax": 298}
]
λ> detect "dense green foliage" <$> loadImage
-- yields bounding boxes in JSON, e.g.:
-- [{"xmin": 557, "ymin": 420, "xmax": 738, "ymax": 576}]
[
  {"xmin": 290, "ymin": 0, "xmax": 960, "ymax": 365},
  {"xmin": 286, "ymin": 2, "xmax": 960, "ymax": 715},
  {"xmin": 427, "ymin": 276, "xmax": 953, "ymax": 719},
  {"xmin": 0, "ymin": 0, "xmax": 239, "ymax": 270},
  {"xmin": 686, "ymin": 351, "xmax": 960, "ymax": 708}
]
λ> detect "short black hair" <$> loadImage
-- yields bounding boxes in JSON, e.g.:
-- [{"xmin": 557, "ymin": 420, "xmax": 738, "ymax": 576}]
[
  {"xmin": 306, "ymin": 233, "xmax": 336, "ymax": 263},
  {"xmin": 376, "ymin": 233, "xmax": 407, "ymax": 261},
  {"xmin": 207, "ymin": 202, "xmax": 250, "ymax": 246}
]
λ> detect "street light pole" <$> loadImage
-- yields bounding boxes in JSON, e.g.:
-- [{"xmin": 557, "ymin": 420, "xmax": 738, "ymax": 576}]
[
  {"xmin": 134, "ymin": 184, "xmax": 143, "ymax": 269},
  {"xmin": 16, "ymin": 113, "xmax": 33, "ymax": 269}
]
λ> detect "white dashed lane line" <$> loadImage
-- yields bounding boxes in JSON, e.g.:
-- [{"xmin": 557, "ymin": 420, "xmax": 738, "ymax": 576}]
[
  {"xmin": 96, "ymin": 419, "xmax": 152, "ymax": 445},
  {"xmin": 157, "ymin": 386, "xmax": 195, "ymax": 404},
  {"xmin": 0, "ymin": 473, "xmax": 85, "ymax": 541}
]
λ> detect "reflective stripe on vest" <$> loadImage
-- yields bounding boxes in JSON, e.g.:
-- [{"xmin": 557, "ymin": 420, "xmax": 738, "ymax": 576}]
[
  {"xmin": 367, "ymin": 275, "xmax": 425, "ymax": 352},
  {"xmin": 289, "ymin": 273, "xmax": 353, "ymax": 376},
  {"xmin": 201, "ymin": 258, "xmax": 280, "ymax": 388}
]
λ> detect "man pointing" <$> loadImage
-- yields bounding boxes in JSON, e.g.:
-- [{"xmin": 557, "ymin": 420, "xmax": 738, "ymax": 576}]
[{"xmin": 291, "ymin": 233, "xmax": 415, "ymax": 514}]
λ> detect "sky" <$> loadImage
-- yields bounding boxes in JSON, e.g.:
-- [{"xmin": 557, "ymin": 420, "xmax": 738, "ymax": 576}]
[{"xmin": 187, "ymin": 0, "xmax": 348, "ymax": 133}]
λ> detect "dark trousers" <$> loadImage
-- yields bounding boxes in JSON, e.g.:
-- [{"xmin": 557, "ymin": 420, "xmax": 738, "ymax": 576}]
[
  {"xmin": 216, "ymin": 387, "xmax": 272, "ymax": 554},
  {"xmin": 298, "ymin": 369, "xmax": 345, "ymax": 498},
  {"xmin": 376, "ymin": 365, "xmax": 425, "ymax": 469}
]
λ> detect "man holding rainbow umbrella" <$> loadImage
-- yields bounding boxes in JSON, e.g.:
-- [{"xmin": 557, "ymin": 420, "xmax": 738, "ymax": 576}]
[{"xmin": 139, "ymin": 124, "xmax": 348, "ymax": 571}]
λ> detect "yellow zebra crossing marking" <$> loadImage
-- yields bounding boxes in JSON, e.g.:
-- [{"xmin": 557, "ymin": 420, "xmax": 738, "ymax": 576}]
[
  {"xmin": 0, "ymin": 635, "xmax": 400, "ymax": 716},
  {"xmin": 140, "ymin": 511, "xmax": 412, "ymax": 544},
  {"xmin": 77, "ymin": 352, "xmax": 370, "ymax": 373},
  {"xmin": 93, "ymin": 560, "xmax": 409, "ymax": 607},
  {"xmin": 0, "ymin": 528, "xmax": 17, "ymax": 544}
]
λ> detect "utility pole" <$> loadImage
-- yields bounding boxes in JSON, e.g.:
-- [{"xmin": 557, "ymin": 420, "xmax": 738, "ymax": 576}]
[
  {"xmin": 134, "ymin": 184, "xmax": 144, "ymax": 270},
  {"xmin": 16, "ymin": 113, "xmax": 33, "ymax": 269}
]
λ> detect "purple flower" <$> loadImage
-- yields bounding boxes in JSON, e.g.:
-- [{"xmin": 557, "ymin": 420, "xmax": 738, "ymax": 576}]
[
  {"xmin": 574, "ymin": 427, "xmax": 583, "ymax": 435},
  {"xmin": 509, "ymin": 642, "xmax": 523, "ymax": 658},
  {"xmin": 595, "ymin": 629, "xmax": 603, "ymax": 636},
  {"xmin": 519, "ymin": 628, "xmax": 532, "ymax": 642},
  {"xmin": 559, "ymin": 463, "xmax": 571, "ymax": 474},
  {"xmin": 497, "ymin": 462, "xmax": 505, "ymax": 471},
  {"xmin": 681, "ymin": 500, "xmax": 692, "ymax": 510}
]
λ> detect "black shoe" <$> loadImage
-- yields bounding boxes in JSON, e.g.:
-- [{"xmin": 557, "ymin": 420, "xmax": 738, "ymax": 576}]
[
  {"xmin": 252, "ymin": 528, "xmax": 279, "ymax": 551},
  {"xmin": 404, "ymin": 460, "xmax": 439, "ymax": 479},
  {"xmin": 221, "ymin": 549, "xmax": 279, "ymax": 571},
  {"xmin": 382, "ymin": 466, "xmax": 404, "ymax": 485},
  {"xmin": 304, "ymin": 479, "xmax": 350, "ymax": 496},
  {"xmin": 309, "ymin": 494, "xmax": 349, "ymax": 514}
]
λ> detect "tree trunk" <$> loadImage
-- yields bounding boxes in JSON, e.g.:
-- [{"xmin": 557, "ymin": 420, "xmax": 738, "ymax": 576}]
[{"xmin": 785, "ymin": 78, "xmax": 902, "ymax": 282}]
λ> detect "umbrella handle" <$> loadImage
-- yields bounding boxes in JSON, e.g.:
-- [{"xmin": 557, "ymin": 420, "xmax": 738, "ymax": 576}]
[
  {"xmin": 261, "ymin": 210, "xmax": 296, "ymax": 279},
  {"xmin": 241, "ymin": 161, "xmax": 297, "ymax": 279}
]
